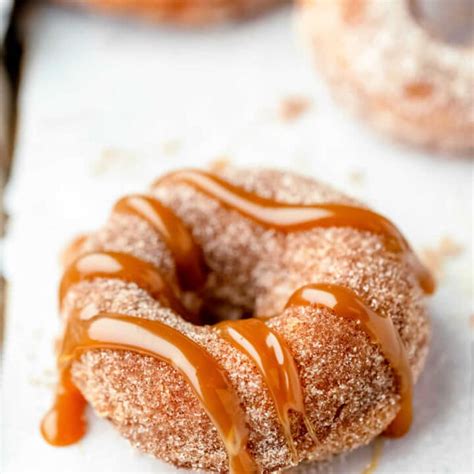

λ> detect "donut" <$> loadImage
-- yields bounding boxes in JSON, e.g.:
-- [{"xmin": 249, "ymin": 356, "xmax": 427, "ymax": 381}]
[
  {"xmin": 41, "ymin": 167, "xmax": 434, "ymax": 472},
  {"xmin": 298, "ymin": 0, "xmax": 474, "ymax": 153},
  {"xmin": 56, "ymin": 0, "xmax": 284, "ymax": 25}
]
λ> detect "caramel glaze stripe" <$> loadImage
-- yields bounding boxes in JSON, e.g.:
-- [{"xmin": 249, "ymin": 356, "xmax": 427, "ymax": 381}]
[
  {"xmin": 286, "ymin": 283, "xmax": 413, "ymax": 438},
  {"xmin": 40, "ymin": 357, "xmax": 87, "ymax": 447},
  {"xmin": 153, "ymin": 169, "xmax": 434, "ymax": 295},
  {"xmin": 61, "ymin": 234, "xmax": 89, "ymax": 269},
  {"xmin": 113, "ymin": 195, "xmax": 207, "ymax": 291},
  {"xmin": 216, "ymin": 318, "xmax": 317, "ymax": 462},
  {"xmin": 52, "ymin": 312, "xmax": 258, "ymax": 473},
  {"xmin": 59, "ymin": 251, "xmax": 196, "ymax": 323}
]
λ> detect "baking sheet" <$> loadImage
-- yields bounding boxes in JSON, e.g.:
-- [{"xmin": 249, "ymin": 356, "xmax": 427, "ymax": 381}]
[{"xmin": 2, "ymin": 3, "xmax": 473, "ymax": 473}]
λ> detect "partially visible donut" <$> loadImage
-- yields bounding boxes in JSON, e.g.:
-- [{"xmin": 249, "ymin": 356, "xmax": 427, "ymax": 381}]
[
  {"xmin": 41, "ymin": 167, "xmax": 433, "ymax": 472},
  {"xmin": 56, "ymin": 0, "xmax": 284, "ymax": 25},
  {"xmin": 298, "ymin": 0, "xmax": 474, "ymax": 154}
]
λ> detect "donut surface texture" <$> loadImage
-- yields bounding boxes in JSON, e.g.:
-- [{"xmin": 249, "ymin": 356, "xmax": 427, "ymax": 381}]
[
  {"xmin": 52, "ymin": 167, "xmax": 431, "ymax": 472},
  {"xmin": 58, "ymin": 0, "xmax": 284, "ymax": 25},
  {"xmin": 299, "ymin": 0, "xmax": 474, "ymax": 154}
]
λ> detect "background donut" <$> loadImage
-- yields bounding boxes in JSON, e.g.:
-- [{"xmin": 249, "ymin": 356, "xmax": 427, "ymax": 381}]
[
  {"xmin": 298, "ymin": 0, "xmax": 474, "ymax": 154},
  {"xmin": 54, "ymin": 0, "xmax": 285, "ymax": 25}
]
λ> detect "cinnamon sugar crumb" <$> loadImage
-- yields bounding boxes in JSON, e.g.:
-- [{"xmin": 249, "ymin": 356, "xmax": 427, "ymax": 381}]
[
  {"xmin": 279, "ymin": 97, "xmax": 311, "ymax": 121},
  {"xmin": 347, "ymin": 169, "xmax": 366, "ymax": 186},
  {"xmin": 421, "ymin": 236, "xmax": 464, "ymax": 277},
  {"xmin": 438, "ymin": 236, "xmax": 464, "ymax": 256},
  {"xmin": 92, "ymin": 148, "xmax": 137, "ymax": 176},
  {"xmin": 29, "ymin": 377, "xmax": 55, "ymax": 390},
  {"xmin": 161, "ymin": 139, "xmax": 182, "ymax": 156},
  {"xmin": 208, "ymin": 157, "xmax": 231, "ymax": 172}
]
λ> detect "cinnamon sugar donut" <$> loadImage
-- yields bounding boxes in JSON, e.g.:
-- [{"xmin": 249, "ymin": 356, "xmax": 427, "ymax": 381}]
[
  {"xmin": 41, "ymin": 167, "xmax": 434, "ymax": 472},
  {"xmin": 57, "ymin": 0, "xmax": 283, "ymax": 25},
  {"xmin": 299, "ymin": 0, "xmax": 474, "ymax": 153}
]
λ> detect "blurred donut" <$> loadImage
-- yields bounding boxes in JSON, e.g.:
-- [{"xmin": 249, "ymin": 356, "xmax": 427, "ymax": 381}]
[
  {"xmin": 58, "ymin": 0, "xmax": 284, "ymax": 25},
  {"xmin": 299, "ymin": 0, "xmax": 474, "ymax": 154}
]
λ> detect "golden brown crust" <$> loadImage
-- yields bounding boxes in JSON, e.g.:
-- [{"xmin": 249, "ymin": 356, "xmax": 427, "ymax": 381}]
[
  {"xmin": 64, "ymin": 166, "xmax": 430, "ymax": 472},
  {"xmin": 298, "ymin": 0, "xmax": 474, "ymax": 154},
  {"xmin": 55, "ymin": 0, "xmax": 284, "ymax": 25}
]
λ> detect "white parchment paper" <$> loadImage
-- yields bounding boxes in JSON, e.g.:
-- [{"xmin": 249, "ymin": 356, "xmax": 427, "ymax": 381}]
[{"xmin": 2, "ymin": 4, "xmax": 473, "ymax": 473}]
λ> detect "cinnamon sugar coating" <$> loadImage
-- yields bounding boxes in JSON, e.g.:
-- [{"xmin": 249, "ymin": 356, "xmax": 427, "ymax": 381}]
[
  {"xmin": 64, "ymin": 166, "xmax": 430, "ymax": 472},
  {"xmin": 298, "ymin": 0, "xmax": 474, "ymax": 154},
  {"xmin": 56, "ymin": 0, "xmax": 284, "ymax": 25}
]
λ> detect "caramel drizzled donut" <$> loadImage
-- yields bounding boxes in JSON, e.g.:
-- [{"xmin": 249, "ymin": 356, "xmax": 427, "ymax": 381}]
[
  {"xmin": 41, "ymin": 167, "xmax": 432, "ymax": 472},
  {"xmin": 56, "ymin": 0, "xmax": 284, "ymax": 25},
  {"xmin": 298, "ymin": 0, "xmax": 474, "ymax": 153}
]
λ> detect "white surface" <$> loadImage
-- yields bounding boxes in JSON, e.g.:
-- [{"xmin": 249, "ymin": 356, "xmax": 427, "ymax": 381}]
[
  {"xmin": 2, "ymin": 3, "xmax": 473, "ymax": 473},
  {"xmin": 0, "ymin": 0, "xmax": 13, "ymax": 42}
]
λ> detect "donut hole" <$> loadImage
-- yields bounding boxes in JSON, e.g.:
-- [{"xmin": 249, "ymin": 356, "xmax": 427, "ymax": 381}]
[
  {"xmin": 409, "ymin": 0, "xmax": 474, "ymax": 46},
  {"xmin": 197, "ymin": 295, "xmax": 254, "ymax": 325}
]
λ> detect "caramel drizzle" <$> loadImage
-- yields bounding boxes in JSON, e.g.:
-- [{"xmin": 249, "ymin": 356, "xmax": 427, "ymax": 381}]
[
  {"xmin": 61, "ymin": 234, "xmax": 88, "ymax": 268},
  {"xmin": 40, "ymin": 370, "xmax": 87, "ymax": 447},
  {"xmin": 60, "ymin": 251, "xmax": 176, "ymax": 308},
  {"xmin": 154, "ymin": 169, "xmax": 434, "ymax": 294},
  {"xmin": 42, "ymin": 170, "xmax": 426, "ymax": 471},
  {"xmin": 44, "ymin": 312, "xmax": 257, "ymax": 473},
  {"xmin": 286, "ymin": 283, "xmax": 413, "ymax": 438},
  {"xmin": 362, "ymin": 437, "xmax": 384, "ymax": 474},
  {"xmin": 216, "ymin": 318, "xmax": 317, "ymax": 462},
  {"xmin": 59, "ymin": 251, "xmax": 191, "ymax": 320},
  {"xmin": 114, "ymin": 195, "xmax": 206, "ymax": 291}
]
